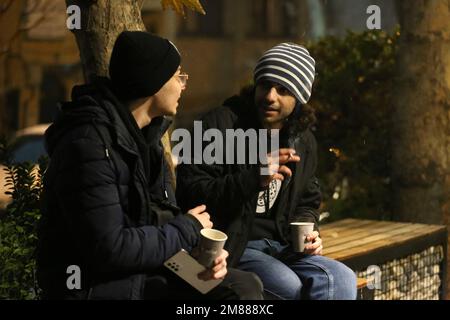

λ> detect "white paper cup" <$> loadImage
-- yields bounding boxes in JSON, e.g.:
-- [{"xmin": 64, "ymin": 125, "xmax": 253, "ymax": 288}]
[
  {"xmin": 197, "ymin": 229, "xmax": 228, "ymax": 268},
  {"xmin": 290, "ymin": 222, "xmax": 314, "ymax": 253}
]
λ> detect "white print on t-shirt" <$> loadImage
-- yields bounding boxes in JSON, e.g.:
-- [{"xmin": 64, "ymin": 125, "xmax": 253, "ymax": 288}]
[{"xmin": 256, "ymin": 179, "xmax": 282, "ymax": 214}]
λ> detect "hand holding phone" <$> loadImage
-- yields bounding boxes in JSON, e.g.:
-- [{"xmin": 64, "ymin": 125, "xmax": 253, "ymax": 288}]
[{"xmin": 164, "ymin": 249, "xmax": 223, "ymax": 294}]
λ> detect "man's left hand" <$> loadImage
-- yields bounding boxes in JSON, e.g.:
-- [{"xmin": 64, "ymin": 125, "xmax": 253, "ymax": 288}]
[{"xmin": 304, "ymin": 231, "xmax": 323, "ymax": 255}]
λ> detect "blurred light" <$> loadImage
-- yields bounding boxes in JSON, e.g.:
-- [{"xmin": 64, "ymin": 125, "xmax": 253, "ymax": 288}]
[
  {"xmin": 329, "ymin": 148, "xmax": 341, "ymax": 158},
  {"xmin": 319, "ymin": 212, "xmax": 330, "ymax": 221}
]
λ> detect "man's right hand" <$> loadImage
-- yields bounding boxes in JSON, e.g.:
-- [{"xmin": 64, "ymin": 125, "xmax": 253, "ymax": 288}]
[
  {"xmin": 187, "ymin": 205, "xmax": 213, "ymax": 229},
  {"xmin": 260, "ymin": 148, "xmax": 300, "ymax": 188},
  {"xmin": 198, "ymin": 249, "xmax": 229, "ymax": 281}
]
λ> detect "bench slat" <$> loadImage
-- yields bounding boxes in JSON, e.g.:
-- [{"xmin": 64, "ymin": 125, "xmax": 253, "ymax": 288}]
[
  {"xmin": 326, "ymin": 225, "xmax": 444, "ymax": 261},
  {"xmin": 321, "ymin": 218, "xmax": 360, "ymax": 227},
  {"xmin": 322, "ymin": 221, "xmax": 398, "ymax": 248},
  {"xmin": 320, "ymin": 220, "xmax": 381, "ymax": 237},
  {"xmin": 357, "ymin": 277, "xmax": 369, "ymax": 289},
  {"xmin": 322, "ymin": 224, "xmax": 424, "ymax": 255}
]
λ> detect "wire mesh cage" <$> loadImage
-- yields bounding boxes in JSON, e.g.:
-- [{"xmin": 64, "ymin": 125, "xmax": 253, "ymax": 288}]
[
  {"xmin": 321, "ymin": 219, "xmax": 448, "ymax": 300},
  {"xmin": 356, "ymin": 245, "xmax": 445, "ymax": 300}
]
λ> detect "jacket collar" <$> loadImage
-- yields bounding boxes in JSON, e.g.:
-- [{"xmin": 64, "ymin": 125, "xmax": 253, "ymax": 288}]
[{"xmin": 92, "ymin": 77, "xmax": 172, "ymax": 154}]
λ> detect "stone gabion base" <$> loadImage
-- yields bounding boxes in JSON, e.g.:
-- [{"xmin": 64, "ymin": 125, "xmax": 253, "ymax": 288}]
[{"xmin": 356, "ymin": 246, "xmax": 444, "ymax": 300}]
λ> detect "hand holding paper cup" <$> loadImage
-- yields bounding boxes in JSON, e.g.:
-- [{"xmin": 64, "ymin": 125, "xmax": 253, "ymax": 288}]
[
  {"xmin": 290, "ymin": 222, "xmax": 314, "ymax": 253},
  {"xmin": 197, "ymin": 228, "xmax": 228, "ymax": 268}
]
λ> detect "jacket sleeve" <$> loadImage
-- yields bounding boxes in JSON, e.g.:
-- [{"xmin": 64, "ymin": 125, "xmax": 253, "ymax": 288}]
[
  {"xmin": 52, "ymin": 135, "xmax": 202, "ymax": 274},
  {"xmin": 177, "ymin": 162, "xmax": 260, "ymax": 219},
  {"xmin": 292, "ymin": 132, "xmax": 322, "ymax": 232},
  {"xmin": 176, "ymin": 109, "xmax": 261, "ymax": 220}
]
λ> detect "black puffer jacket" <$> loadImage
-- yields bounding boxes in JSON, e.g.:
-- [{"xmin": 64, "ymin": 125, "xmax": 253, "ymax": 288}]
[
  {"xmin": 176, "ymin": 94, "xmax": 322, "ymax": 267},
  {"xmin": 37, "ymin": 78, "xmax": 202, "ymax": 299}
]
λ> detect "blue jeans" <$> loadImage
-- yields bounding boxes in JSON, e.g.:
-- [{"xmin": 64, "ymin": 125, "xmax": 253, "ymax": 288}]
[{"xmin": 238, "ymin": 239, "xmax": 357, "ymax": 300}]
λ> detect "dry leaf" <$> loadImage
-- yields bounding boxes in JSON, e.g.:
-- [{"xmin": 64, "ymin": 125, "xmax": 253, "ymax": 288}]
[{"xmin": 161, "ymin": 0, "xmax": 206, "ymax": 17}]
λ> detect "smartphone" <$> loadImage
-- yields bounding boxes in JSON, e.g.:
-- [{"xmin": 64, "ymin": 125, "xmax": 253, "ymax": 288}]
[{"xmin": 164, "ymin": 249, "xmax": 223, "ymax": 294}]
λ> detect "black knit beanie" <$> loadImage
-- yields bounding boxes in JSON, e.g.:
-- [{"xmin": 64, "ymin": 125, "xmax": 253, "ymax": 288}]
[{"xmin": 109, "ymin": 31, "xmax": 181, "ymax": 100}]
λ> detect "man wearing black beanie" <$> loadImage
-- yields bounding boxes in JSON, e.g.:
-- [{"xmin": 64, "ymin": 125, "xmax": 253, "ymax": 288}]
[{"xmin": 37, "ymin": 31, "xmax": 263, "ymax": 300}]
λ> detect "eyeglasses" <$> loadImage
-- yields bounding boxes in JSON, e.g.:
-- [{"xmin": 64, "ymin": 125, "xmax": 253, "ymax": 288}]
[{"xmin": 177, "ymin": 73, "xmax": 189, "ymax": 88}]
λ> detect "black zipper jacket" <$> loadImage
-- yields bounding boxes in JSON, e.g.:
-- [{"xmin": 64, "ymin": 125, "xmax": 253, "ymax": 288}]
[
  {"xmin": 37, "ymin": 78, "xmax": 202, "ymax": 299},
  {"xmin": 176, "ymin": 93, "xmax": 322, "ymax": 267}
]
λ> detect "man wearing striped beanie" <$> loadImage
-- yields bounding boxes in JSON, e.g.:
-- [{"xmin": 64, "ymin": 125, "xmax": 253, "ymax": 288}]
[
  {"xmin": 254, "ymin": 42, "xmax": 315, "ymax": 129},
  {"xmin": 177, "ymin": 43, "xmax": 357, "ymax": 300}
]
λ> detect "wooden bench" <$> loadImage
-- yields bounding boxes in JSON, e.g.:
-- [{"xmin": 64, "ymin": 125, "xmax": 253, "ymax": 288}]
[
  {"xmin": 357, "ymin": 278, "xmax": 368, "ymax": 289},
  {"xmin": 321, "ymin": 219, "xmax": 447, "ymax": 300},
  {"xmin": 355, "ymin": 277, "xmax": 373, "ymax": 300}
]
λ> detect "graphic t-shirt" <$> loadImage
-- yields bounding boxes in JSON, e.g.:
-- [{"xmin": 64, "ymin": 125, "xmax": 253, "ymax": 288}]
[{"xmin": 250, "ymin": 179, "xmax": 282, "ymax": 241}]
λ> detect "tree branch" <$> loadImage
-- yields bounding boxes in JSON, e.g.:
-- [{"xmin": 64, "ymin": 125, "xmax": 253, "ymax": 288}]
[{"xmin": 0, "ymin": 0, "xmax": 14, "ymax": 14}]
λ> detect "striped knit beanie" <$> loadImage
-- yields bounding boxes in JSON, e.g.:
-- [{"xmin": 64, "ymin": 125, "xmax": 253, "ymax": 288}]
[{"xmin": 254, "ymin": 43, "xmax": 316, "ymax": 105}]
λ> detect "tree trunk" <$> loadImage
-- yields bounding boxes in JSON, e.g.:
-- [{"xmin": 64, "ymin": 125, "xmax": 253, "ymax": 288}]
[
  {"xmin": 65, "ymin": 0, "xmax": 145, "ymax": 82},
  {"xmin": 0, "ymin": 0, "xmax": 25, "ymax": 135},
  {"xmin": 392, "ymin": 0, "xmax": 450, "ymax": 298},
  {"xmin": 65, "ymin": 0, "xmax": 176, "ymax": 186}
]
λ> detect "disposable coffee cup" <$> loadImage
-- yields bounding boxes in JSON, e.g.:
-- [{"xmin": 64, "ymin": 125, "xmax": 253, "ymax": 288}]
[
  {"xmin": 197, "ymin": 229, "xmax": 228, "ymax": 268},
  {"xmin": 290, "ymin": 222, "xmax": 314, "ymax": 253}
]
